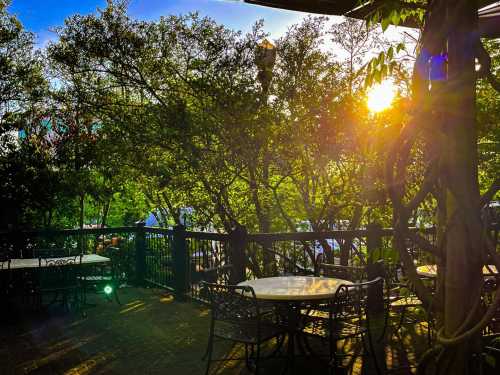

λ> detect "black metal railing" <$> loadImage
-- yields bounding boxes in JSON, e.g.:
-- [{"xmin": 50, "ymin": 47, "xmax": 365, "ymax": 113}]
[{"xmin": 1, "ymin": 223, "xmax": 498, "ymax": 302}]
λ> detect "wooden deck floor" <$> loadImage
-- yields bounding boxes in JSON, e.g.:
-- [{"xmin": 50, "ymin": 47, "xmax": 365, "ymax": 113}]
[{"xmin": 0, "ymin": 287, "xmax": 427, "ymax": 375}]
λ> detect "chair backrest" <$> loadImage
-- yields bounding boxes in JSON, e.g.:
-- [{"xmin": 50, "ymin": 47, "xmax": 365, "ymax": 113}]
[
  {"xmin": 34, "ymin": 248, "xmax": 72, "ymax": 259},
  {"xmin": 37, "ymin": 249, "xmax": 82, "ymax": 289},
  {"xmin": 0, "ymin": 248, "xmax": 11, "ymax": 271},
  {"xmin": 331, "ymin": 277, "xmax": 385, "ymax": 322},
  {"xmin": 0, "ymin": 249, "xmax": 12, "ymax": 294},
  {"xmin": 200, "ymin": 281, "xmax": 261, "ymax": 324},
  {"xmin": 104, "ymin": 246, "xmax": 126, "ymax": 282},
  {"xmin": 318, "ymin": 263, "xmax": 367, "ymax": 283},
  {"xmin": 201, "ymin": 264, "xmax": 233, "ymax": 285}
]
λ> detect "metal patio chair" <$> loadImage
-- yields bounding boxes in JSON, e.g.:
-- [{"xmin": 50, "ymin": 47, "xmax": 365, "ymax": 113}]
[
  {"xmin": 381, "ymin": 261, "xmax": 434, "ymax": 345},
  {"xmin": 35, "ymin": 250, "xmax": 84, "ymax": 312},
  {"xmin": 201, "ymin": 281, "xmax": 285, "ymax": 375},
  {"xmin": 0, "ymin": 249, "xmax": 14, "ymax": 314},
  {"xmin": 317, "ymin": 263, "xmax": 367, "ymax": 283},
  {"xmin": 302, "ymin": 277, "xmax": 384, "ymax": 375}
]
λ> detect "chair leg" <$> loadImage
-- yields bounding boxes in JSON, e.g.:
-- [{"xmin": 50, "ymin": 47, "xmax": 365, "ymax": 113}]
[
  {"xmin": 244, "ymin": 344, "xmax": 250, "ymax": 369},
  {"xmin": 378, "ymin": 307, "xmax": 390, "ymax": 342},
  {"xmin": 426, "ymin": 314, "xmax": 433, "ymax": 345},
  {"xmin": 365, "ymin": 332, "xmax": 382, "ymax": 375},
  {"xmin": 204, "ymin": 335, "xmax": 214, "ymax": 375},
  {"xmin": 255, "ymin": 343, "xmax": 260, "ymax": 375},
  {"xmin": 113, "ymin": 287, "xmax": 122, "ymax": 305},
  {"xmin": 394, "ymin": 307, "xmax": 406, "ymax": 334}
]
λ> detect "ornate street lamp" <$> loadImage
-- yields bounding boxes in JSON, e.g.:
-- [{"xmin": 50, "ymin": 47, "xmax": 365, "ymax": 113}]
[{"xmin": 255, "ymin": 39, "xmax": 276, "ymax": 95}]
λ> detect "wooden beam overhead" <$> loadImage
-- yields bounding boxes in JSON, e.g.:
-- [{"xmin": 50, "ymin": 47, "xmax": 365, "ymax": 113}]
[
  {"xmin": 244, "ymin": 0, "xmax": 500, "ymax": 38},
  {"xmin": 244, "ymin": 0, "xmax": 359, "ymax": 15}
]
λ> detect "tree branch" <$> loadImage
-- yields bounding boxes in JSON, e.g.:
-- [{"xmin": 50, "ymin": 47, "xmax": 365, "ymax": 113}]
[{"xmin": 407, "ymin": 160, "xmax": 438, "ymax": 213}]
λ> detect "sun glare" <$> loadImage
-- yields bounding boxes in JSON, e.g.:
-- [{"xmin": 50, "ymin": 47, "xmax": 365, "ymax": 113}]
[{"xmin": 367, "ymin": 80, "xmax": 397, "ymax": 113}]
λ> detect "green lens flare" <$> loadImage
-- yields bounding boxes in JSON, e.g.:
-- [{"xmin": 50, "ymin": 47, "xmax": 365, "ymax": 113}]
[{"xmin": 104, "ymin": 285, "xmax": 113, "ymax": 295}]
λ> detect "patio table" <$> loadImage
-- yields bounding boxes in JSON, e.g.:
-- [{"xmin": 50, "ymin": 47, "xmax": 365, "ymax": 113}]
[
  {"xmin": 1, "ymin": 254, "xmax": 112, "ymax": 309},
  {"xmin": 238, "ymin": 276, "xmax": 352, "ymax": 374},
  {"xmin": 417, "ymin": 264, "xmax": 498, "ymax": 278},
  {"xmin": 0, "ymin": 254, "xmax": 110, "ymax": 270}
]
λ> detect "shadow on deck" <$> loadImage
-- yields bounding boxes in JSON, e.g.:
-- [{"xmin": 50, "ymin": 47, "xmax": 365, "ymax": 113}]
[{"xmin": 0, "ymin": 288, "xmax": 427, "ymax": 375}]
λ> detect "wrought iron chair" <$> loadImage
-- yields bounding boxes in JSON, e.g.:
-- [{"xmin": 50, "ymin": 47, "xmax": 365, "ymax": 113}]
[
  {"xmin": 201, "ymin": 281, "xmax": 285, "ymax": 375},
  {"xmin": 317, "ymin": 263, "xmax": 367, "ymax": 283},
  {"xmin": 381, "ymin": 261, "xmax": 433, "ymax": 344},
  {"xmin": 483, "ymin": 277, "xmax": 500, "ymax": 334},
  {"xmin": 80, "ymin": 246, "xmax": 125, "ymax": 304},
  {"xmin": 0, "ymin": 249, "xmax": 14, "ymax": 314},
  {"xmin": 302, "ymin": 277, "xmax": 384, "ymax": 375},
  {"xmin": 34, "ymin": 248, "xmax": 73, "ymax": 258},
  {"xmin": 301, "ymin": 263, "xmax": 368, "ymax": 327},
  {"xmin": 200, "ymin": 264, "xmax": 233, "ymax": 284},
  {"xmin": 35, "ymin": 250, "xmax": 84, "ymax": 312}
]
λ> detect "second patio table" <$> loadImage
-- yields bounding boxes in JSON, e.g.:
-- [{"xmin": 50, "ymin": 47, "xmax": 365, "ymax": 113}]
[
  {"xmin": 238, "ymin": 276, "xmax": 352, "ymax": 374},
  {"xmin": 417, "ymin": 264, "xmax": 498, "ymax": 277}
]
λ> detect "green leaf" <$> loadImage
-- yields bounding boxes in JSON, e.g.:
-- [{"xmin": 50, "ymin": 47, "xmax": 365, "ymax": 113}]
[
  {"xmin": 387, "ymin": 47, "xmax": 394, "ymax": 60},
  {"xmin": 378, "ymin": 52, "xmax": 385, "ymax": 65},
  {"xmin": 381, "ymin": 64, "xmax": 387, "ymax": 78},
  {"xmin": 381, "ymin": 17, "xmax": 390, "ymax": 32},
  {"xmin": 390, "ymin": 10, "xmax": 400, "ymax": 26}
]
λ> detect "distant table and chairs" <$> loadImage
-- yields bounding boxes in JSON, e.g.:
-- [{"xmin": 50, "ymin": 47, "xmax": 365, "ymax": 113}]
[
  {"xmin": 0, "ymin": 248, "xmax": 112, "ymax": 313},
  {"xmin": 416, "ymin": 263, "xmax": 500, "ymax": 334},
  {"xmin": 416, "ymin": 264, "xmax": 499, "ymax": 278}
]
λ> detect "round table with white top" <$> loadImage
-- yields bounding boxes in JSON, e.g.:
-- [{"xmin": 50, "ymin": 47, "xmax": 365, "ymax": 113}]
[
  {"xmin": 238, "ymin": 276, "xmax": 352, "ymax": 374},
  {"xmin": 238, "ymin": 275, "xmax": 351, "ymax": 301}
]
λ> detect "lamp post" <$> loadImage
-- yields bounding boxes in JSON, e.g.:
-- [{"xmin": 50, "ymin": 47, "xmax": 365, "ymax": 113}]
[{"xmin": 255, "ymin": 39, "xmax": 276, "ymax": 96}]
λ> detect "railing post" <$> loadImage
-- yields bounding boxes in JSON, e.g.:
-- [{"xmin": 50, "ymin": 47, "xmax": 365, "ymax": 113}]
[
  {"xmin": 229, "ymin": 224, "xmax": 248, "ymax": 285},
  {"xmin": 173, "ymin": 225, "xmax": 188, "ymax": 301},
  {"xmin": 366, "ymin": 222, "xmax": 383, "ymax": 265},
  {"xmin": 366, "ymin": 260, "xmax": 387, "ymax": 374},
  {"xmin": 135, "ymin": 221, "xmax": 146, "ymax": 286},
  {"xmin": 339, "ymin": 235, "xmax": 352, "ymax": 266}
]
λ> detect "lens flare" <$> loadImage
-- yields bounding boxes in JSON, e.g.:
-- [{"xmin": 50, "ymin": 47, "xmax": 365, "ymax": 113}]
[{"xmin": 367, "ymin": 80, "xmax": 397, "ymax": 113}]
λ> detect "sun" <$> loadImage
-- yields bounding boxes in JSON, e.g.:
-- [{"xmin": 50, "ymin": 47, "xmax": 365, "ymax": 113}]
[{"xmin": 367, "ymin": 80, "xmax": 397, "ymax": 113}]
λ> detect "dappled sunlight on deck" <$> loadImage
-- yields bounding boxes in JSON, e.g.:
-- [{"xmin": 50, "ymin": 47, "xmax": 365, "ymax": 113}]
[{"xmin": 0, "ymin": 288, "xmax": 431, "ymax": 375}]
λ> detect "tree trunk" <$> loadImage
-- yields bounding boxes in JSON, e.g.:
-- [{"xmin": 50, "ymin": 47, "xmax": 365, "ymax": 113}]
[
  {"xmin": 437, "ymin": 1, "xmax": 484, "ymax": 373},
  {"xmin": 101, "ymin": 200, "xmax": 111, "ymax": 228},
  {"xmin": 79, "ymin": 193, "xmax": 85, "ymax": 229}
]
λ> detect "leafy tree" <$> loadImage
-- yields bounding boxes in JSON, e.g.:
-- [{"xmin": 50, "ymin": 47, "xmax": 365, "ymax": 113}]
[
  {"xmin": 363, "ymin": 1, "xmax": 500, "ymax": 374},
  {"xmin": 0, "ymin": 0, "xmax": 50, "ymax": 229}
]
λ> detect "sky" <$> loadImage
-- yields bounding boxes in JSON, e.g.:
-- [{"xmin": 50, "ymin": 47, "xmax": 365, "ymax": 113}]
[{"xmin": 8, "ymin": 0, "xmax": 339, "ymax": 48}]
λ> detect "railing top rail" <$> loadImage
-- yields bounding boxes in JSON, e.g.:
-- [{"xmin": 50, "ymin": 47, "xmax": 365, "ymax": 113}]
[
  {"xmin": 4, "ymin": 224, "xmax": 494, "ymax": 242},
  {"xmin": 145, "ymin": 227, "xmax": 174, "ymax": 235},
  {"xmin": 246, "ymin": 227, "xmax": 437, "ymax": 242},
  {"xmin": 0, "ymin": 226, "xmax": 138, "ymax": 237},
  {"xmin": 184, "ymin": 231, "xmax": 230, "ymax": 241}
]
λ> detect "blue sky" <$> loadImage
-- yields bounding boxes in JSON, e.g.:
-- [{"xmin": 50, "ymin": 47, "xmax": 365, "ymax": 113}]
[{"xmin": 8, "ymin": 0, "xmax": 336, "ymax": 48}]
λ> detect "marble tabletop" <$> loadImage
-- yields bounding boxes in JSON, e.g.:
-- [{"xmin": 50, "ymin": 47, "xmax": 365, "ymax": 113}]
[
  {"xmin": 238, "ymin": 276, "xmax": 352, "ymax": 301},
  {"xmin": 0, "ymin": 254, "xmax": 110, "ymax": 270},
  {"xmin": 417, "ymin": 264, "xmax": 498, "ymax": 277}
]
